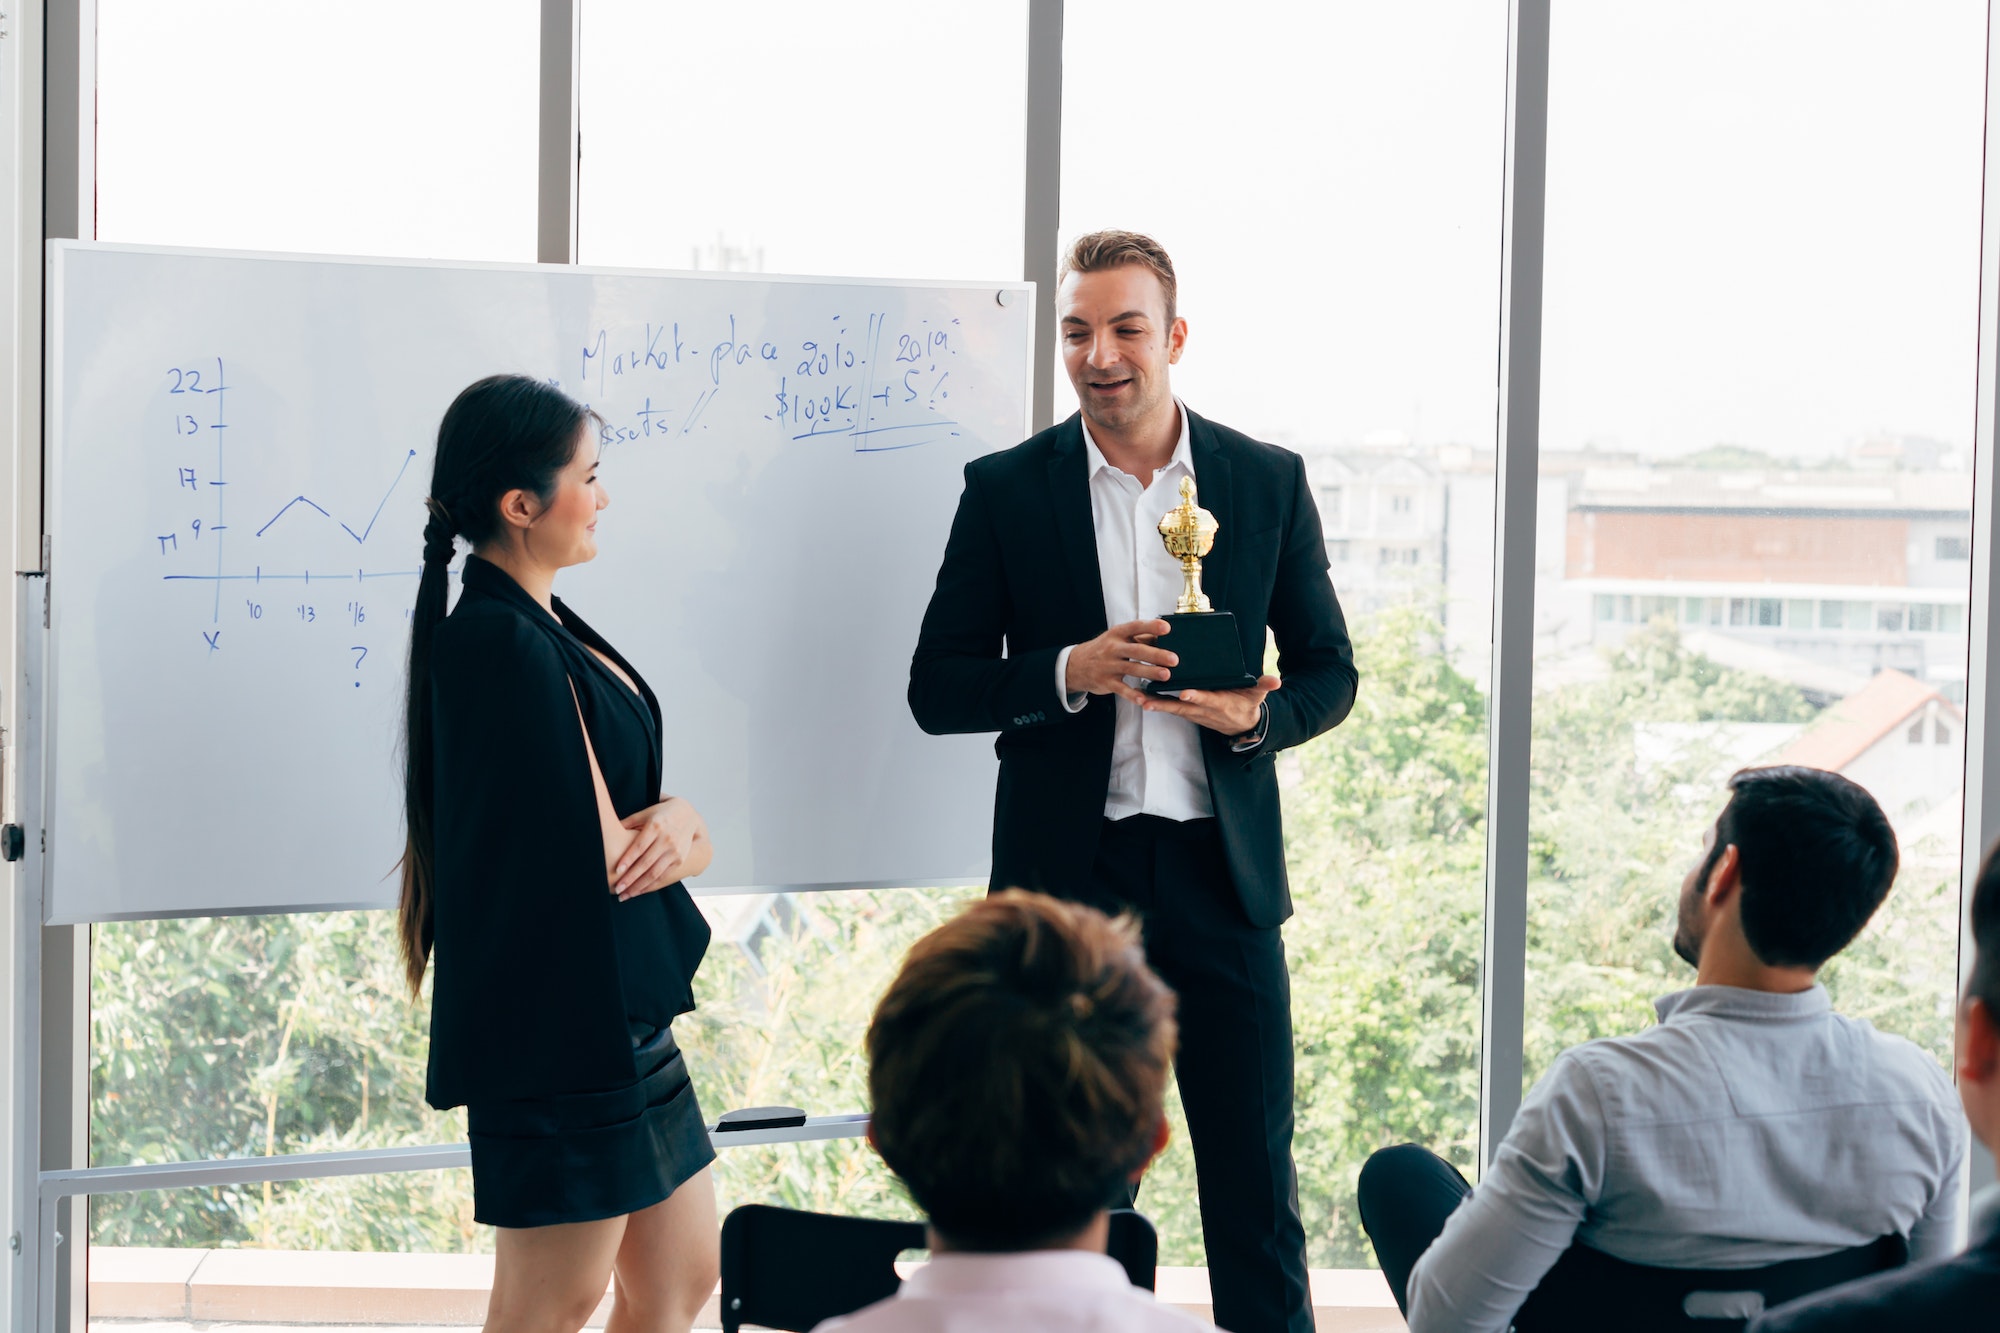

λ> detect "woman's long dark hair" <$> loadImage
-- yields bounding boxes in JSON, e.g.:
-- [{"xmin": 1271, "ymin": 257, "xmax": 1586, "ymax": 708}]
[{"xmin": 400, "ymin": 374, "xmax": 593, "ymax": 994}]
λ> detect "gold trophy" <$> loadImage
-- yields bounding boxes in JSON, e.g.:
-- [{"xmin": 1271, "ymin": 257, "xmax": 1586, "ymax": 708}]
[{"xmin": 1146, "ymin": 477, "xmax": 1258, "ymax": 694}]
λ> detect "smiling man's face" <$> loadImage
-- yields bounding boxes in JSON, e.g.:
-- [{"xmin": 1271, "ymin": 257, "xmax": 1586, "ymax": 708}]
[{"xmin": 1058, "ymin": 263, "xmax": 1186, "ymax": 439}]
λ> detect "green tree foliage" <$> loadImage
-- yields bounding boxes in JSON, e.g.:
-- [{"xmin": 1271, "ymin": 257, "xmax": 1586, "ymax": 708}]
[
  {"xmin": 91, "ymin": 910, "xmax": 474, "ymax": 1249},
  {"xmin": 90, "ymin": 611, "xmax": 1961, "ymax": 1277}
]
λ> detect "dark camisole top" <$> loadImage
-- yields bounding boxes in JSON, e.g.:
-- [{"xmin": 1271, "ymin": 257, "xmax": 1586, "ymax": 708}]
[{"xmin": 423, "ymin": 555, "xmax": 712, "ymax": 1110}]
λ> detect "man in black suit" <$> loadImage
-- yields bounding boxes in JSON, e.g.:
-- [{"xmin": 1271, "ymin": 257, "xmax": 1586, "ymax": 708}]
[
  {"xmin": 1747, "ymin": 835, "xmax": 2000, "ymax": 1332},
  {"xmin": 909, "ymin": 230, "xmax": 1358, "ymax": 1333}
]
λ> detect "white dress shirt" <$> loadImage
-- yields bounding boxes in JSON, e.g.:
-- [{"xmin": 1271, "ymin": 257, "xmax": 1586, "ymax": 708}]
[
  {"xmin": 1052, "ymin": 403, "xmax": 1215, "ymax": 821},
  {"xmin": 1406, "ymin": 984, "xmax": 1968, "ymax": 1333},
  {"xmin": 815, "ymin": 1250, "xmax": 1207, "ymax": 1333}
]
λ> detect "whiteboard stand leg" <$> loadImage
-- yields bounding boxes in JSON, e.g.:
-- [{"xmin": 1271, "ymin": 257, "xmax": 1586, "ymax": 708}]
[
  {"xmin": 13, "ymin": 567, "xmax": 55, "ymax": 1333},
  {"xmin": 38, "ymin": 927, "xmax": 87, "ymax": 1333},
  {"xmin": 34, "ymin": 1194, "xmax": 56, "ymax": 1333}
]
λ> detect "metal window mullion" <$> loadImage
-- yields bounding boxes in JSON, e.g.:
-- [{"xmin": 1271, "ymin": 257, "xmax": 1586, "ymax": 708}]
[
  {"xmin": 1480, "ymin": 0, "xmax": 1551, "ymax": 1168},
  {"xmin": 32, "ymin": 8, "xmax": 95, "ymax": 1332},
  {"xmin": 537, "ymin": 0, "xmax": 580, "ymax": 265},
  {"xmin": 1954, "ymin": 0, "xmax": 2000, "ymax": 1230},
  {"xmin": 1023, "ymin": 0, "xmax": 1062, "ymax": 433}
]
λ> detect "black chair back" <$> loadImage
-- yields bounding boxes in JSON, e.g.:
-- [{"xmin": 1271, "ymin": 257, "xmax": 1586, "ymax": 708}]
[
  {"xmin": 1107, "ymin": 1209, "xmax": 1160, "ymax": 1290},
  {"xmin": 1511, "ymin": 1234, "xmax": 1909, "ymax": 1333},
  {"xmin": 718, "ymin": 1204, "xmax": 1160, "ymax": 1332}
]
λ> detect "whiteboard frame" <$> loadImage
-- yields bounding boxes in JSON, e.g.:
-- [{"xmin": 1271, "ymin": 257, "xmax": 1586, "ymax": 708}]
[{"xmin": 40, "ymin": 239, "xmax": 1035, "ymax": 924}]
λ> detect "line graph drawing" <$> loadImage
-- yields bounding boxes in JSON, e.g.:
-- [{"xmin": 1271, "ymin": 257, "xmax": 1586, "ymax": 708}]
[
  {"xmin": 254, "ymin": 495, "xmax": 329, "ymax": 537},
  {"xmin": 253, "ymin": 449, "xmax": 419, "ymax": 545},
  {"xmin": 155, "ymin": 360, "xmax": 425, "ymax": 679}
]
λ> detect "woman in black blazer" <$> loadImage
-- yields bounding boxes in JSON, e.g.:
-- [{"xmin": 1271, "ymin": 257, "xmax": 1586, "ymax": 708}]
[{"xmin": 399, "ymin": 374, "xmax": 718, "ymax": 1333}]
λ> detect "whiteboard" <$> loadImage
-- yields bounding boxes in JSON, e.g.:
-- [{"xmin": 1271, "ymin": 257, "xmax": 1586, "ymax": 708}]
[{"xmin": 43, "ymin": 241, "xmax": 1028, "ymax": 923}]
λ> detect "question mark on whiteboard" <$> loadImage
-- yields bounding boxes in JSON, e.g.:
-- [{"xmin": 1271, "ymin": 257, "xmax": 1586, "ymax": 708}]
[{"xmin": 351, "ymin": 645, "xmax": 367, "ymax": 687}]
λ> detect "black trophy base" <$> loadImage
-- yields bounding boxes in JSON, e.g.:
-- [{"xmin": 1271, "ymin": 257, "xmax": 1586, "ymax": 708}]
[{"xmin": 1144, "ymin": 610, "xmax": 1259, "ymax": 694}]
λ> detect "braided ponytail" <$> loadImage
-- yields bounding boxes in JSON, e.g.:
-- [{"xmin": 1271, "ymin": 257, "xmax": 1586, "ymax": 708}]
[{"xmin": 398, "ymin": 375, "xmax": 592, "ymax": 995}]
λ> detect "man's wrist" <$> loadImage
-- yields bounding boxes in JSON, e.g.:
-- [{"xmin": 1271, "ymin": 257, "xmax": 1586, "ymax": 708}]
[{"xmin": 1228, "ymin": 700, "xmax": 1271, "ymax": 752}]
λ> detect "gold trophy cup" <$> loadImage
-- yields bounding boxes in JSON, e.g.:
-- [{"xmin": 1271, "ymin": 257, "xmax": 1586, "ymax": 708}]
[{"xmin": 1145, "ymin": 477, "xmax": 1258, "ymax": 694}]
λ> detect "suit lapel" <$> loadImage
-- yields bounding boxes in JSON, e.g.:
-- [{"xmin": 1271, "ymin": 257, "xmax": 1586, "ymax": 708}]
[
  {"xmin": 1047, "ymin": 415, "xmax": 1109, "ymax": 634},
  {"xmin": 1188, "ymin": 410, "xmax": 1236, "ymax": 612}
]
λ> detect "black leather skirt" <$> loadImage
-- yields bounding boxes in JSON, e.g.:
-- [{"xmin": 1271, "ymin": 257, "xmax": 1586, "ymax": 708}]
[{"xmin": 466, "ymin": 1026, "xmax": 715, "ymax": 1229}]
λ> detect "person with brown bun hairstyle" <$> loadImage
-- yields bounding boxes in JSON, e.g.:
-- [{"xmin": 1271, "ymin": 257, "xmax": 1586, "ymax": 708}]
[
  {"xmin": 399, "ymin": 374, "xmax": 719, "ymax": 1333},
  {"xmin": 820, "ymin": 890, "xmax": 1205, "ymax": 1333}
]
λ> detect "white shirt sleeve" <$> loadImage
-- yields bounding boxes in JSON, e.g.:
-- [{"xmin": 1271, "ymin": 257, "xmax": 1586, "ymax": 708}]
[
  {"xmin": 1406, "ymin": 1053, "xmax": 1607, "ymax": 1333},
  {"xmin": 1908, "ymin": 1094, "xmax": 1969, "ymax": 1262},
  {"xmin": 1055, "ymin": 645, "xmax": 1088, "ymax": 713}
]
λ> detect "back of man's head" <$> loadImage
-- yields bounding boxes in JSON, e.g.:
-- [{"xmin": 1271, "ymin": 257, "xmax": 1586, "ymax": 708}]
[
  {"xmin": 1701, "ymin": 765, "xmax": 1899, "ymax": 970},
  {"xmin": 866, "ymin": 889, "xmax": 1177, "ymax": 1250}
]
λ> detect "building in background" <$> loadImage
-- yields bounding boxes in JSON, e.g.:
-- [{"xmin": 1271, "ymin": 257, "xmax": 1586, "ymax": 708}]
[
  {"xmin": 1301, "ymin": 435, "xmax": 1973, "ymax": 860},
  {"xmin": 1564, "ymin": 465, "xmax": 1971, "ymax": 697}
]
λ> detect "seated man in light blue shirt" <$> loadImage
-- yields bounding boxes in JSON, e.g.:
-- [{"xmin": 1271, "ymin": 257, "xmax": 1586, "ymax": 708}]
[{"xmin": 1358, "ymin": 765, "xmax": 1967, "ymax": 1333}]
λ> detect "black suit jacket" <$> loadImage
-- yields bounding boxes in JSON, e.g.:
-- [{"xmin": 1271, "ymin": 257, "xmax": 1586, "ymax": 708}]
[
  {"xmin": 1748, "ymin": 1228, "xmax": 2000, "ymax": 1331},
  {"xmin": 908, "ymin": 410, "xmax": 1358, "ymax": 928},
  {"xmin": 424, "ymin": 557, "xmax": 711, "ymax": 1110}
]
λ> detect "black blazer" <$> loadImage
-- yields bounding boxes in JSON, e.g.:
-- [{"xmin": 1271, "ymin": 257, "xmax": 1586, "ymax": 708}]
[
  {"xmin": 1748, "ymin": 1228, "xmax": 2000, "ymax": 1331},
  {"xmin": 423, "ymin": 556, "xmax": 711, "ymax": 1110},
  {"xmin": 908, "ymin": 410, "xmax": 1358, "ymax": 928}
]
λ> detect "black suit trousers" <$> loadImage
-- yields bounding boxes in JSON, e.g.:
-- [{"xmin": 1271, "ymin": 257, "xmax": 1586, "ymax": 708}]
[
  {"xmin": 1355, "ymin": 1143, "xmax": 1472, "ymax": 1315},
  {"xmin": 1081, "ymin": 814, "xmax": 1314, "ymax": 1333}
]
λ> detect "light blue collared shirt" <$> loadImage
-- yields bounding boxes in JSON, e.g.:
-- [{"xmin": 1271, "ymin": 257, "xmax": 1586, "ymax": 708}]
[{"xmin": 1407, "ymin": 984, "xmax": 1968, "ymax": 1333}]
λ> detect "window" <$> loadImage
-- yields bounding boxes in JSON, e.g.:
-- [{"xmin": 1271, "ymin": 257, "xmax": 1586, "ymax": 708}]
[
  {"xmin": 578, "ymin": 2, "xmax": 1027, "ymax": 280},
  {"xmin": 1908, "ymin": 603, "xmax": 1966, "ymax": 634},
  {"xmin": 1391, "ymin": 494, "xmax": 1414, "ymax": 515},
  {"xmin": 94, "ymin": 888, "xmax": 983, "ymax": 1253},
  {"xmin": 97, "ymin": 1, "xmax": 538, "ymax": 260},
  {"xmin": 89, "ymin": 0, "xmax": 544, "ymax": 1262},
  {"xmin": 1527, "ymin": 0, "xmax": 1979, "ymax": 1104},
  {"xmin": 1064, "ymin": 0, "xmax": 1505, "ymax": 1267},
  {"xmin": 1320, "ymin": 486, "xmax": 1346, "ymax": 528},
  {"xmin": 1937, "ymin": 535, "xmax": 1971, "ymax": 560},
  {"xmin": 1728, "ymin": 598, "xmax": 1783, "ymax": 628},
  {"xmin": 1936, "ymin": 719, "xmax": 1954, "ymax": 746},
  {"xmin": 1326, "ymin": 539, "xmax": 1351, "ymax": 562}
]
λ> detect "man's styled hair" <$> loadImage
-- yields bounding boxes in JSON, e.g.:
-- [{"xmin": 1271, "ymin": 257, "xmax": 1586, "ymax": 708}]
[
  {"xmin": 866, "ymin": 890, "xmax": 1177, "ymax": 1250},
  {"xmin": 1969, "ymin": 838, "xmax": 2000, "ymax": 1014},
  {"xmin": 1696, "ymin": 765, "xmax": 1899, "ymax": 969},
  {"xmin": 1059, "ymin": 230, "xmax": 1179, "ymax": 323}
]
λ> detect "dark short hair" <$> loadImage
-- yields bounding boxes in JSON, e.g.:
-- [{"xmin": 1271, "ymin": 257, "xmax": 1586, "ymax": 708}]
[
  {"xmin": 1696, "ymin": 766, "xmax": 1898, "ymax": 969},
  {"xmin": 866, "ymin": 890, "xmax": 1177, "ymax": 1250},
  {"xmin": 1969, "ymin": 839, "xmax": 2000, "ymax": 1013},
  {"xmin": 1059, "ymin": 230, "xmax": 1179, "ymax": 323}
]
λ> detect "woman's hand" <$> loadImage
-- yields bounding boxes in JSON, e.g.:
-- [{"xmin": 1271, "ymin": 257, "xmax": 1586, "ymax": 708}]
[{"xmin": 611, "ymin": 796, "xmax": 711, "ymax": 901}]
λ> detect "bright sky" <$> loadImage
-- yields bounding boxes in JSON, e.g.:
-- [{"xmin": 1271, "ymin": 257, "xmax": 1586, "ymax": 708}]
[{"xmin": 95, "ymin": 0, "xmax": 1989, "ymax": 462}]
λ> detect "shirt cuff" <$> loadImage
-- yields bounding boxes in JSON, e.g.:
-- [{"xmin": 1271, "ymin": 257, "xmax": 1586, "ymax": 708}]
[
  {"xmin": 1055, "ymin": 646, "xmax": 1088, "ymax": 713},
  {"xmin": 1229, "ymin": 700, "xmax": 1270, "ymax": 753}
]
